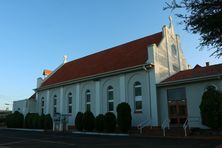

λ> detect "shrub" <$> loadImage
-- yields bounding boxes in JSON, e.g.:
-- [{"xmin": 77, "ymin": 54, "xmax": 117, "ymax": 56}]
[
  {"xmin": 38, "ymin": 114, "xmax": 45, "ymax": 129},
  {"xmin": 6, "ymin": 111, "xmax": 24, "ymax": 128},
  {"xmin": 75, "ymin": 112, "xmax": 84, "ymax": 131},
  {"xmin": 117, "ymin": 102, "xmax": 132, "ymax": 132},
  {"xmin": 95, "ymin": 114, "xmax": 104, "ymax": 132},
  {"xmin": 6, "ymin": 114, "xmax": 14, "ymax": 128},
  {"xmin": 32, "ymin": 113, "xmax": 40, "ymax": 129},
  {"xmin": 82, "ymin": 111, "xmax": 95, "ymax": 131},
  {"xmin": 14, "ymin": 111, "xmax": 24, "ymax": 128},
  {"xmin": 104, "ymin": 112, "xmax": 116, "ymax": 133},
  {"xmin": 25, "ymin": 113, "xmax": 40, "ymax": 129},
  {"xmin": 25, "ymin": 113, "xmax": 31, "ymax": 128},
  {"xmin": 43, "ymin": 114, "xmax": 53, "ymax": 130},
  {"xmin": 200, "ymin": 89, "xmax": 222, "ymax": 129}
]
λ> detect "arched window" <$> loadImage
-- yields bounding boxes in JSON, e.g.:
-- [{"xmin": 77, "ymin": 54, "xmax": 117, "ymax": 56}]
[
  {"xmin": 53, "ymin": 95, "xmax": 57, "ymax": 114},
  {"xmin": 86, "ymin": 90, "xmax": 91, "ymax": 111},
  {"xmin": 134, "ymin": 82, "xmax": 142, "ymax": 112},
  {"xmin": 41, "ymin": 97, "xmax": 44, "ymax": 114},
  {"xmin": 67, "ymin": 92, "xmax": 72, "ymax": 114},
  {"xmin": 205, "ymin": 85, "xmax": 217, "ymax": 91},
  {"xmin": 171, "ymin": 44, "xmax": 177, "ymax": 56},
  {"xmin": 107, "ymin": 86, "xmax": 114, "ymax": 112}
]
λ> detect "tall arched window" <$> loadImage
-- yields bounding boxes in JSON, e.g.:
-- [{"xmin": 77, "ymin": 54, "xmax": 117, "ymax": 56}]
[
  {"xmin": 171, "ymin": 44, "xmax": 177, "ymax": 56},
  {"xmin": 205, "ymin": 85, "xmax": 217, "ymax": 91},
  {"xmin": 67, "ymin": 92, "xmax": 72, "ymax": 114},
  {"xmin": 107, "ymin": 86, "xmax": 114, "ymax": 112},
  {"xmin": 86, "ymin": 90, "xmax": 91, "ymax": 111},
  {"xmin": 53, "ymin": 95, "xmax": 57, "ymax": 114},
  {"xmin": 134, "ymin": 81, "xmax": 142, "ymax": 112},
  {"xmin": 41, "ymin": 97, "xmax": 44, "ymax": 114}
]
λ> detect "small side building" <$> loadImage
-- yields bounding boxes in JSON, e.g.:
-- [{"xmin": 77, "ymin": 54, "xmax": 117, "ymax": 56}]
[
  {"xmin": 157, "ymin": 63, "xmax": 222, "ymax": 128},
  {"xmin": 13, "ymin": 93, "xmax": 37, "ymax": 115}
]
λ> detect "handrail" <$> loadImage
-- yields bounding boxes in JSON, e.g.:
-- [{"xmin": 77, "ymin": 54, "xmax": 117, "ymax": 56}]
[
  {"xmin": 161, "ymin": 119, "xmax": 170, "ymax": 136},
  {"xmin": 137, "ymin": 119, "xmax": 152, "ymax": 134},
  {"xmin": 183, "ymin": 119, "xmax": 189, "ymax": 136}
]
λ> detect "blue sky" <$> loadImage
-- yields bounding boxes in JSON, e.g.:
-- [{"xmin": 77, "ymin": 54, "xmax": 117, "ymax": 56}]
[{"xmin": 0, "ymin": 0, "xmax": 220, "ymax": 110}]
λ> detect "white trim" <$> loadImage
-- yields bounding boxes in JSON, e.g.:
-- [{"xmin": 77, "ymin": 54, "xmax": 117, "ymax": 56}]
[
  {"xmin": 95, "ymin": 81, "xmax": 100, "ymax": 115},
  {"xmin": 158, "ymin": 74, "xmax": 222, "ymax": 87},
  {"xmin": 46, "ymin": 90, "xmax": 50, "ymax": 114},
  {"xmin": 75, "ymin": 84, "xmax": 80, "ymax": 113},
  {"xmin": 120, "ymin": 75, "xmax": 126, "ymax": 102}
]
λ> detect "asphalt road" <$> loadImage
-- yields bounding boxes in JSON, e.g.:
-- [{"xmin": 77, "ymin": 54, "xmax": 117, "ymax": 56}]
[{"xmin": 0, "ymin": 129, "xmax": 221, "ymax": 148}]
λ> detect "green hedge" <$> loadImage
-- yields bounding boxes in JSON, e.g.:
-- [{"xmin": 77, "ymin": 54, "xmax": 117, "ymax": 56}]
[
  {"xmin": 117, "ymin": 102, "xmax": 132, "ymax": 132},
  {"xmin": 75, "ymin": 112, "xmax": 84, "ymax": 131},
  {"xmin": 82, "ymin": 111, "xmax": 95, "ymax": 131},
  {"xmin": 7, "ymin": 112, "xmax": 52, "ymax": 130},
  {"xmin": 6, "ymin": 111, "xmax": 24, "ymax": 128},
  {"xmin": 95, "ymin": 114, "xmax": 104, "ymax": 132},
  {"xmin": 104, "ymin": 112, "xmax": 116, "ymax": 133},
  {"xmin": 43, "ymin": 114, "xmax": 53, "ymax": 130}
]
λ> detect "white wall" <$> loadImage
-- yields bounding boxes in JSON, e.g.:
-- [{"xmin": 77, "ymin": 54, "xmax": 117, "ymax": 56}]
[
  {"xmin": 37, "ymin": 69, "xmax": 154, "ymax": 127},
  {"xmin": 13, "ymin": 99, "xmax": 27, "ymax": 115}
]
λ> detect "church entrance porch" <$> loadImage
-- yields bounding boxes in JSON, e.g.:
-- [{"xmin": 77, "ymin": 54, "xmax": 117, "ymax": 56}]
[
  {"xmin": 168, "ymin": 100, "xmax": 187, "ymax": 126},
  {"xmin": 167, "ymin": 87, "xmax": 187, "ymax": 126}
]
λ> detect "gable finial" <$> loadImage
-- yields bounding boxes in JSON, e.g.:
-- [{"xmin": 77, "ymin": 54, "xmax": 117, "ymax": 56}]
[{"xmin": 63, "ymin": 55, "xmax": 68, "ymax": 64}]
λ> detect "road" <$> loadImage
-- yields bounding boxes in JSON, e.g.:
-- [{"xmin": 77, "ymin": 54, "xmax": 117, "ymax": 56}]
[{"xmin": 0, "ymin": 129, "xmax": 221, "ymax": 148}]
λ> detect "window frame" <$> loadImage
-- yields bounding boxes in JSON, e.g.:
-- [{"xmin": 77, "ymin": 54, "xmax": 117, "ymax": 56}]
[
  {"xmin": 134, "ymin": 82, "xmax": 142, "ymax": 112},
  {"xmin": 107, "ymin": 86, "xmax": 114, "ymax": 112},
  {"xmin": 41, "ymin": 97, "xmax": 44, "ymax": 114},
  {"xmin": 67, "ymin": 92, "xmax": 72, "ymax": 114},
  {"xmin": 53, "ymin": 95, "xmax": 57, "ymax": 114},
  {"xmin": 85, "ymin": 90, "xmax": 91, "ymax": 111}
]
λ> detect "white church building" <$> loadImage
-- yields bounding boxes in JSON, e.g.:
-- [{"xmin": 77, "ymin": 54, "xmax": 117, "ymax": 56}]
[{"xmin": 13, "ymin": 18, "xmax": 222, "ymax": 130}]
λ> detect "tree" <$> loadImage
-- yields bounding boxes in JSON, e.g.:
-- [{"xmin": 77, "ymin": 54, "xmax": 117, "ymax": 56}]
[
  {"xmin": 164, "ymin": 0, "xmax": 222, "ymax": 57},
  {"xmin": 199, "ymin": 88, "xmax": 222, "ymax": 129}
]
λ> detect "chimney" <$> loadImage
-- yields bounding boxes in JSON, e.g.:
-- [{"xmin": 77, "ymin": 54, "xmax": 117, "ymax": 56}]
[
  {"xmin": 37, "ymin": 77, "xmax": 43, "ymax": 88},
  {"xmin": 206, "ymin": 62, "xmax": 210, "ymax": 67}
]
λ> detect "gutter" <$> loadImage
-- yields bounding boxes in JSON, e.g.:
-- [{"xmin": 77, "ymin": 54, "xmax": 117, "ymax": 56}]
[
  {"xmin": 36, "ymin": 63, "xmax": 154, "ymax": 91},
  {"xmin": 157, "ymin": 74, "xmax": 222, "ymax": 87}
]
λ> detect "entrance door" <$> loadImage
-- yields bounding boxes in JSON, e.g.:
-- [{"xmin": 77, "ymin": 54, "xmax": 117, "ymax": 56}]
[{"xmin": 168, "ymin": 100, "xmax": 187, "ymax": 125}]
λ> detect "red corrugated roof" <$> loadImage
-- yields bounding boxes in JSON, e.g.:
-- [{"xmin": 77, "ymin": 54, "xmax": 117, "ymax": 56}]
[
  {"xmin": 41, "ymin": 32, "xmax": 162, "ymax": 87},
  {"xmin": 162, "ymin": 64, "xmax": 222, "ymax": 83}
]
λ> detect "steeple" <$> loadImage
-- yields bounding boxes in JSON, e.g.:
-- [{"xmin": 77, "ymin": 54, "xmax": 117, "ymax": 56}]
[{"xmin": 169, "ymin": 16, "xmax": 173, "ymax": 28}]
